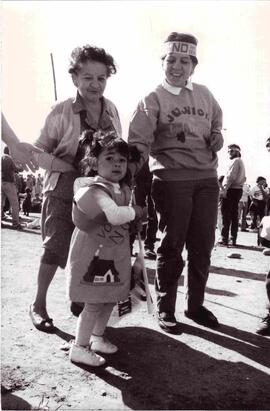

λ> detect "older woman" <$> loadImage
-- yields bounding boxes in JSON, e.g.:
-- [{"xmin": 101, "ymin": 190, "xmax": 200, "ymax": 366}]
[
  {"xmin": 30, "ymin": 45, "xmax": 121, "ymax": 332},
  {"xmin": 128, "ymin": 32, "xmax": 223, "ymax": 334}
]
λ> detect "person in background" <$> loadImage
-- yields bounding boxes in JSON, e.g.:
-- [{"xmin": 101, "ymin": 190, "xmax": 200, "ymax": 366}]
[
  {"xmin": 266, "ymin": 137, "xmax": 270, "ymax": 153},
  {"xmin": 266, "ymin": 138, "xmax": 270, "ymax": 214},
  {"xmin": 249, "ymin": 176, "xmax": 269, "ymax": 230},
  {"xmin": 218, "ymin": 144, "xmax": 246, "ymax": 246},
  {"xmin": 1, "ymin": 113, "xmax": 41, "ymax": 172},
  {"xmin": 1, "ymin": 146, "xmax": 23, "ymax": 229},
  {"xmin": 25, "ymin": 174, "xmax": 35, "ymax": 193},
  {"xmin": 31, "ymin": 193, "xmax": 42, "ymax": 213},
  {"xmin": 128, "ymin": 32, "xmax": 223, "ymax": 333},
  {"xmin": 216, "ymin": 175, "xmax": 225, "ymax": 234},
  {"xmin": 35, "ymin": 173, "xmax": 44, "ymax": 196},
  {"xmin": 256, "ymin": 137, "xmax": 270, "ymax": 336},
  {"xmin": 238, "ymin": 180, "xmax": 250, "ymax": 232},
  {"xmin": 67, "ymin": 131, "xmax": 145, "ymax": 366},
  {"xmin": 29, "ymin": 45, "xmax": 122, "ymax": 332},
  {"xmin": 130, "ymin": 161, "xmax": 158, "ymax": 260},
  {"xmin": 22, "ymin": 188, "xmax": 32, "ymax": 216}
]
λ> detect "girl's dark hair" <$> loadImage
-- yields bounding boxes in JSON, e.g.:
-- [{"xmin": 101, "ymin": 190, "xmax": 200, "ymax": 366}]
[
  {"xmin": 162, "ymin": 32, "xmax": 198, "ymax": 66},
  {"xmin": 78, "ymin": 130, "xmax": 131, "ymax": 186},
  {"xmin": 68, "ymin": 45, "xmax": 117, "ymax": 77}
]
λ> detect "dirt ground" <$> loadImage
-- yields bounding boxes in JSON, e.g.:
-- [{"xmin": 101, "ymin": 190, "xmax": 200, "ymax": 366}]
[{"xmin": 1, "ymin": 215, "xmax": 270, "ymax": 411}]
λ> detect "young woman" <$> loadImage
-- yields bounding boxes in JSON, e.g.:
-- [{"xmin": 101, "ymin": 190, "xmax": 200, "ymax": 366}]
[{"xmin": 128, "ymin": 32, "xmax": 224, "ymax": 333}]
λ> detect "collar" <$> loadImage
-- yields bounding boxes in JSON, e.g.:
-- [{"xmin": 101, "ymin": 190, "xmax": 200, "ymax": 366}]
[
  {"xmin": 72, "ymin": 92, "xmax": 113, "ymax": 130},
  {"xmin": 95, "ymin": 176, "xmax": 121, "ymax": 194},
  {"xmin": 72, "ymin": 92, "xmax": 87, "ymax": 114},
  {"xmin": 161, "ymin": 79, "xmax": 193, "ymax": 95}
]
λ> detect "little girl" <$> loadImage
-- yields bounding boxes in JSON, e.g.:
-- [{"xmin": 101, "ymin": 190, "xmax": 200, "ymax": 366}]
[{"xmin": 66, "ymin": 130, "xmax": 144, "ymax": 367}]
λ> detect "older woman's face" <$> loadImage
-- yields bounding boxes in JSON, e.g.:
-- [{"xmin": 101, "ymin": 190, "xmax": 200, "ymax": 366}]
[
  {"xmin": 72, "ymin": 60, "xmax": 108, "ymax": 103},
  {"xmin": 163, "ymin": 53, "xmax": 194, "ymax": 87}
]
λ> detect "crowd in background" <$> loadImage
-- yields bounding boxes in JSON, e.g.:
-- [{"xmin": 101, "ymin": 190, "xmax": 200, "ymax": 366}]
[
  {"xmin": 2, "ymin": 166, "xmax": 44, "ymax": 220},
  {"xmin": 3, "ymin": 160, "xmax": 269, "ymax": 238}
]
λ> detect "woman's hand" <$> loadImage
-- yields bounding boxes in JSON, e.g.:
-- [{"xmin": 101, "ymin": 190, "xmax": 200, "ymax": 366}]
[
  {"xmin": 9, "ymin": 142, "xmax": 42, "ymax": 172},
  {"xmin": 208, "ymin": 132, "xmax": 224, "ymax": 152}
]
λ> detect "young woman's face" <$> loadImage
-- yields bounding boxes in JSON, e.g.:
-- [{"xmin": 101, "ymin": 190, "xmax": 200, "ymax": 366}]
[
  {"xmin": 72, "ymin": 60, "xmax": 108, "ymax": 103},
  {"xmin": 97, "ymin": 148, "xmax": 128, "ymax": 183},
  {"xmin": 163, "ymin": 53, "xmax": 194, "ymax": 87}
]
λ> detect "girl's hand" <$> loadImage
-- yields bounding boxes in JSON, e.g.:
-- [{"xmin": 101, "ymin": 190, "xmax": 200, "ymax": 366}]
[
  {"xmin": 132, "ymin": 205, "xmax": 147, "ymax": 220},
  {"xmin": 130, "ymin": 206, "xmax": 148, "ymax": 233}
]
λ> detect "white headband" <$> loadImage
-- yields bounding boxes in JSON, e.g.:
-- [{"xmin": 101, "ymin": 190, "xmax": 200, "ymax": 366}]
[
  {"xmin": 228, "ymin": 147, "xmax": 241, "ymax": 152},
  {"xmin": 164, "ymin": 41, "xmax": 197, "ymax": 57}
]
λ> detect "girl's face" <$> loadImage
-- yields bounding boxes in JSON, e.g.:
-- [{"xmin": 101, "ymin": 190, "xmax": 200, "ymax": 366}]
[
  {"xmin": 163, "ymin": 53, "xmax": 194, "ymax": 87},
  {"xmin": 96, "ymin": 148, "xmax": 128, "ymax": 183},
  {"xmin": 72, "ymin": 60, "xmax": 108, "ymax": 104}
]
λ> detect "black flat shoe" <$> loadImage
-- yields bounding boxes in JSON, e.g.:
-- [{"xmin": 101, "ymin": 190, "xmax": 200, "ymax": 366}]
[
  {"xmin": 185, "ymin": 306, "xmax": 219, "ymax": 329},
  {"xmin": 158, "ymin": 312, "xmax": 182, "ymax": 335},
  {"xmin": 70, "ymin": 301, "xmax": 84, "ymax": 317},
  {"xmin": 29, "ymin": 304, "xmax": 55, "ymax": 333}
]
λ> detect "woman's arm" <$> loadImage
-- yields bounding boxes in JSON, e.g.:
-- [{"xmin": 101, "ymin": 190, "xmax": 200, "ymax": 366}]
[
  {"xmin": 33, "ymin": 103, "xmax": 76, "ymax": 172},
  {"xmin": 128, "ymin": 95, "xmax": 158, "ymax": 177},
  {"xmin": 208, "ymin": 93, "xmax": 224, "ymax": 152},
  {"xmin": 33, "ymin": 151, "xmax": 76, "ymax": 173},
  {"xmin": 2, "ymin": 113, "xmax": 41, "ymax": 172}
]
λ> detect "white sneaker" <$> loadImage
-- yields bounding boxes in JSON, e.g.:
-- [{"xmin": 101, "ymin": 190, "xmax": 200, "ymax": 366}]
[
  {"xmin": 69, "ymin": 342, "xmax": 105, "ymax": 366},
  {"xmin": 90, "ymin": 336, "xmax": 118, "ymax": 354}
]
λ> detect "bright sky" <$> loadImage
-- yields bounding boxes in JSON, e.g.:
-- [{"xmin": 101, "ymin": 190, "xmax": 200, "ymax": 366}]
[{"xmin": 2, "ymin": 0, "xmax": 270, "ymax": 185}]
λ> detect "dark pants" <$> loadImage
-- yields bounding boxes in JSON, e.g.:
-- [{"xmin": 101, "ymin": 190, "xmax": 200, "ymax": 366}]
[
  {"xmin": 267, "ymin": 271, "xmax": 270, "ymax": 304},
  {"xmin": 152, "ymin": 178, "xmax": 219, "ymax": 314},
  {"xmin": 260, "ymin": 237, "xmax": 270, "ymax": 303},
  {"xmin": 249, "ymin": 200, "xmax": 267, "ymax": 229},
  {"xmin": 131, "ymin": 162, "xmax": 158, "ymax": 251},
  {"xmin": 221, "ymin": 188, "xmax": 243, "ymax": 242}
]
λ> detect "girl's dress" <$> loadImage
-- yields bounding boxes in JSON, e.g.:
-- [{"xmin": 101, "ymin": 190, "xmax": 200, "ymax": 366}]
[{"xmin": 66, "ymin": 176, "xmax": 132, "ymax": 304}]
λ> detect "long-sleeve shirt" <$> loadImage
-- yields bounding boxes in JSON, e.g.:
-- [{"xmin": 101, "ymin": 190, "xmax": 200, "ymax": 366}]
[
  {"xmin": 128, "ymin": 80, "xmax": 223, "ymax": 181},
  {"xmin": 74, "ymin": 176, "xmax": 136, "ymax": 226},
  {"xmin": 223, "ymin": 157, "xmax": 246, "ymax": 190},
  {"xmin": 35, "ymin": 96, "xmax": 122, "ymax": 193}
]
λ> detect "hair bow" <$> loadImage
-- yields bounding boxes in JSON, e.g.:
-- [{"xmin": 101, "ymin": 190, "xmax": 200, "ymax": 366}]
[{"xmin": 92, "ymin": 129, "xmax": 117, "ymax": 147}]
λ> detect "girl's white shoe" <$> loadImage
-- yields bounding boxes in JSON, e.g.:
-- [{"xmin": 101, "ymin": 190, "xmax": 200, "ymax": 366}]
[
  {"xmin": 69, "ymin": 342, "xmax": 105, "ymax": 366},
  {"xmin": 90, "ymin": 336, "xmax": 118, "ymax": 354}
]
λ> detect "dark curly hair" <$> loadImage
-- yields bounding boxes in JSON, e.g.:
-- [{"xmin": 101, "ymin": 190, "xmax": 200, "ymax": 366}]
[
  {"xmin": 78, "ymin": 130, "xmax": 132, "ymax": 186},
  {"xmin": 162, "ymin": 32, "xmax": 198, "ymax": 66},
  {"xmin": 68, "ymin": 45, "xmax": 117, "ymax": 77}
]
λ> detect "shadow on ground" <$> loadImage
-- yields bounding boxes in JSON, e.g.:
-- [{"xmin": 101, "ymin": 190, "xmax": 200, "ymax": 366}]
[
  {"xmin": 1, "ymin": 392, "xmax": 32, "ymax": 411},
  {"xmin": 65, "ymin": 326, "xmax": 270, "ymax": 410}
]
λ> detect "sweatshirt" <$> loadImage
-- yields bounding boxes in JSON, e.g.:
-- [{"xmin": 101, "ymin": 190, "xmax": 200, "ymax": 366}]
[
  {"xmin": 128, "ymin": 81, "xmax": 223, "ymax": 181},
  {"xmin": 223, "ymin": 157, "xmax": 246, "ymax": 190}
]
